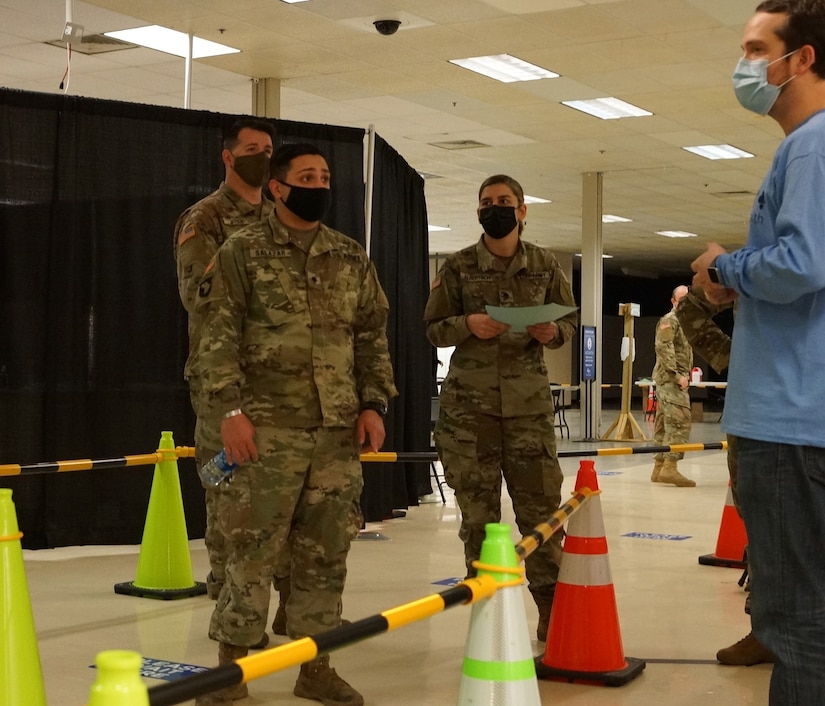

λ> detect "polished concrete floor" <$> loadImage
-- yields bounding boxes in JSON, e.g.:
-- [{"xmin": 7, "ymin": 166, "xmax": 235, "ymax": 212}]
[{"xmin": 18, "ymin": 411, "xmax": 771, "ymax": 705}]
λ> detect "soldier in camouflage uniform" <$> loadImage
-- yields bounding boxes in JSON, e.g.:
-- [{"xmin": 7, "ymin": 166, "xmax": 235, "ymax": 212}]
[
  {"xmin": 173, "ymin": 118, "xmax": 276, "ymax": 616},
  {"xmin": 424, "ymin": 174, "xmax": 577, "ymax": 643},
  {"xmin": 676, "ymin": 287, "xmax": 774, "ymax": 667},
  {"xmin": 195, "ymin": 143, "xmax": 396, "ymax": 706},
  {"xmin": 650, "ymin": 285, "xmax": 696, "ymax": 487}
]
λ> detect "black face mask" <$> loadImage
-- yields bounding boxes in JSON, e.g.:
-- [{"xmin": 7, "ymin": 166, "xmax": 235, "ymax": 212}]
[
  {"xmin": 281, "ymin": 183, "xmax": 331, "ymax": 222},
  {"xmin": 232, "ymin": 152, "xmax": 270, "ymax": 188},
  {"xmin": 479, "ymin": 205, "xmax": 518, "ymax": 240}
]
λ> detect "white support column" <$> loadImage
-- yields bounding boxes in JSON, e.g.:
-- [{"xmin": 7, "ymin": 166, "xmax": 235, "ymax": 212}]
[
  {"xmin": 183, "ymin": 34, "xmax": 193, "ymax": 109},
  {"xmin": 251, "ymin": 78, "xmax": 281, "ymax": 118},
  {"xmin": 364, "ymin": 125, "xmax": 376, "ymax": 255},
  {"xmin": 580, "ymin": 172, "xmax": 604, "ymax": 440}
]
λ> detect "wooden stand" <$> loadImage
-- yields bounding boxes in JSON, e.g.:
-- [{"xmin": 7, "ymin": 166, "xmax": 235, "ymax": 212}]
[{"xmin": 603, "ymin": 303, "xmax": 648, "ymax": 441}]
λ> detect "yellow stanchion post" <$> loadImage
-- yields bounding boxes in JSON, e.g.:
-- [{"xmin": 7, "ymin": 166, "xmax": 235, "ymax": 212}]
[
  {"xmin": 115, "ymin": 431, "xmax": 206, "ymax": 599},
  {"xmin": 88, "ymin": 650, "xmax": 149, "ymax": 706},
  {"xmin": 0, "ymin": 488, "xmax": 47, "ymax": 706}
]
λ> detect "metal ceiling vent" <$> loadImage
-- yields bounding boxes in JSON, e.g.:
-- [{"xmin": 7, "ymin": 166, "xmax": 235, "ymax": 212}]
[
  {"xmin": 428, "ymin": 139, "xmax": 489, "ymax": 150},
  {"xmin": 45, "ymin": 33, "xmax": 137, "ymax": 55}
]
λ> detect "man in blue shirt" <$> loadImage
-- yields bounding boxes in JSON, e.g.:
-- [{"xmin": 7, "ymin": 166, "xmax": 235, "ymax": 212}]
[{"xmin": 693, "ymin": 2, "xmax": 825, "ymax": 702}]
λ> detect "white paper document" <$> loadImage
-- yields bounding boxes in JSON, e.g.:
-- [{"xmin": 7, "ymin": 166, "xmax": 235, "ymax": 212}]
[{"xmin": 485, "ymin": 303, "xmax": 579, "ymax": 333}]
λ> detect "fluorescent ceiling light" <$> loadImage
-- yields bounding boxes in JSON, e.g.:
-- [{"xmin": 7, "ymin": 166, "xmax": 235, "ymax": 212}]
[
  {"xmin": 656, "ymin": 230, "xmax": 697, "ymax": 238},
  {"xmin": 524, "ymin": 195, "xmax": 551, "ymax": 204},
  {"xmin": 281, "ymin": 0, "xmax": 309, "ymax": 3},
  {"xmin": 575, "ymin": 253, "xmax": 614, "ymax": 258},
  {"xmin": 682, "ymin": 144, "xmax": 754, "ymax": 160},
  {"xmin": 428, "ymin": 225, "xmax": 451, "ymax": 232},
  {"xmin": 449, "ymin": 54, "xmax": 559, "ymax": 83},
  {"xmin": 602, "ymin": 214, "xmax": 632, "ymax": 223},
  {"xmin": 104, "ymin": 25, "xmax": 240, "ymax": 59},
  {"xmin": 562, "ymin": 97, "xmax": 652, "ymax": 120}
]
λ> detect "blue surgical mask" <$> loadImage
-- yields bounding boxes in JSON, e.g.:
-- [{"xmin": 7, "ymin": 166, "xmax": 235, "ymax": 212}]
[{"xmin": 732, "ymin": 50, "xmax": 797, "ymax": 115}]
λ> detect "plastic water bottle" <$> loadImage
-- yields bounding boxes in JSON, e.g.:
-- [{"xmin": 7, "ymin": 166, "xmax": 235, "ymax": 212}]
[{"xmin": 198, "ymin": 449, "xmax": 237, "ymax": 486}]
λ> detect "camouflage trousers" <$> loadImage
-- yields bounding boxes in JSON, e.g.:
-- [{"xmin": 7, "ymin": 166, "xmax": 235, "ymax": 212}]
[
  {"xmin": 652, "ymin": 382, "xmax": 691, "ymax": 461},
  {"xmin": 208, "ymin": 425, "xmax": 363, "ymax": 646},
  {"xmin": 434, "ymin": 408, "xmax": 563, "ymax": 597}
]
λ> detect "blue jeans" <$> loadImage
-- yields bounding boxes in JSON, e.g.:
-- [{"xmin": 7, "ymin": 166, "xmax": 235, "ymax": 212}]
[{"xmin": 737, "ymin": 438, "xmax": 825, "ymax": 705}]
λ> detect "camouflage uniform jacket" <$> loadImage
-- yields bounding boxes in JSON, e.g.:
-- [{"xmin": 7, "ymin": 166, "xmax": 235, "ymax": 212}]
[
  {"xmin": 424, "ymin": 237, "xmax": 577, "ymax": 418},
  {"xmin": 195, "ymin": 211, "xmax": 397, "ymax": 428},
  {"xmin": 652, "ymin": 309, "xmax": 692, "ymax": 386},
  {"xmin": 675, "ymin": 287, "xmax": 732, "ymax": 375},
  {"xmin": 173, "ymin": 183, "xmax": 274, "ymax": 381}
]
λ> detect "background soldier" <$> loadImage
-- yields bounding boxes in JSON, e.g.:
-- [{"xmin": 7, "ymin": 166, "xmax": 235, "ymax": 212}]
[
  {"xmin": 173, "ymin": 118, "xmax": 275, "ymax": 628},
  {"xmin": 424, "ymin": 173, "xmax": 577, "ymax": 643},
  {"xmin": 650, "ymin": 285, "xmax": 696, "ymax": 487},
  {"xmin": 195, "ymin": 143, "xmax": 396, "ymax": 706}
]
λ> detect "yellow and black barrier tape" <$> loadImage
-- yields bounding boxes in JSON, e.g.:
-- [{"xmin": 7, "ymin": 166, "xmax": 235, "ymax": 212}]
[
  {"xmin": 146, "ymin": 575, "xmax": 500, "ymax": 706},
  {"xmin": 516, "ymin": 486, "xmax": 596, "ymax": 561},
  {"xmin": 0, "ymin": 447, "xmax": 195, "ymax": 477},
  {"xmin": 0, "ymin": 442, "xmax": 726, "ymax": 478}
]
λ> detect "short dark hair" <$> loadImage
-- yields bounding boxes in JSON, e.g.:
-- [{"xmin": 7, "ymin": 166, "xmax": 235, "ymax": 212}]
[
  {"xmin": 270, "ymin": 143, "xmax": 328, "ymax": 182},
  {"xmin": 755, "ymin": 0, "xmax": 825, "ymax": 77},
  {"xmin": 222, "ymin": 119, "xmax": 275, "ymax": 151},
  {"xmin": 477, "ymin": 174, "xmax": 525, "ymax": 204}
]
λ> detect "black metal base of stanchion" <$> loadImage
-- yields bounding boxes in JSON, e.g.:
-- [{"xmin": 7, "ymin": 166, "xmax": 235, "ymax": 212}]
[
  {"xmin": 535, "ymin": 656, "xmax": 646, "ymax": 686},
  {"xmin": 698, "ymin": 553, "xmax": 747, "ymax": 569},
  {"xmin": 114, "ymin": 580, "xmax": 207, "ymax": 600}
]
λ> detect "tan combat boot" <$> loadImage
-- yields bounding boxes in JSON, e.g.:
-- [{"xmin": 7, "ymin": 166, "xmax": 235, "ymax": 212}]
[
  {"xmin": 657, "ymin": 458, "xmax": 696, "ymax": 487},
  {"xmin": 194, "ymin": 643, "xmax": 249, "ymax": 705},
  {"xmin": 294, "ymin": 654, "xmax": 364, "ymax": 706},
  {"xmin": 651, "ymin": 456, "xmax": 664, "ymax": 482},
  {"xmin": 716, "ymin": 632, "xmax": 775, "ymax": 666}
]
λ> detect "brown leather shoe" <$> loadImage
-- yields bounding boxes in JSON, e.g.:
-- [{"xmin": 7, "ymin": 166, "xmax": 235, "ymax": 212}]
[{"xmin": 716, "ymin": 632, "xmax": 775, "ymax": 666}]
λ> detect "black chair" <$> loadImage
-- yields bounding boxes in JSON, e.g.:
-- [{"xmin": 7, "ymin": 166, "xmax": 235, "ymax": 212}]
[
  {"xmin": 549, "ymin": 383, "xmax": 569, "ymax": 439},
  {"xmin": 428, "ymin": 396, "xmax": 447, "ymax": 503}
]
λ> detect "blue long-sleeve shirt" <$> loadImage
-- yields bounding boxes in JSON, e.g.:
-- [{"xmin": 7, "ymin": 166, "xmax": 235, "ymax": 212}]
[{"xmin": 716, "ymin": 109, "xmax": 825, "ymax": 447}]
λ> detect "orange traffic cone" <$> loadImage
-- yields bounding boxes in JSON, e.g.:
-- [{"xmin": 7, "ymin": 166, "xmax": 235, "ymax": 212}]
[
  {"xmin": 698, "ymin": 480, "xmax": 747, "ymax": 569},
  {"xmin": 535, "ymin": 460, "xmax": 645, "ymax": 686},
  {"xmin": 645, "ymin": 386, "xmax": 657, "ymax": 421},
  {"xmin": 0, "ymin": 488, "xmax": 47, "ymax": 706}
]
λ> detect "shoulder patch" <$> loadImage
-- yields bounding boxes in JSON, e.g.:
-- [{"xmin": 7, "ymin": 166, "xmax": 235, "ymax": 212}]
[
  {"xmin": 430, "ymin": 274, "xmax": 442, "ymax": 291},
  {"xmin": 178, "ymin": 224, "xmax": 196, "ymax": 246},
  {"xmin": 659, "ymin": 321, "xmax": 671, "ymax": 330}
]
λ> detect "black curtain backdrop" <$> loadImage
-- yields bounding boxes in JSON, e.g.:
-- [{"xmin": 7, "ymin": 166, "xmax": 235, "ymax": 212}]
[
  {"xmin": 0, "ymin": 88, "xmax": 426, "ymax": 547},
  {"xmin": 363, "ymin": 136, "xmax": 432, "ymax": 522}
]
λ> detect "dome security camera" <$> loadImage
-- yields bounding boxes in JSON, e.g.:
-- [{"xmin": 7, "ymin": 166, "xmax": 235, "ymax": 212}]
[{"xmin": 373, "ymin": 19, "xmax": 401, "ymax": 36}]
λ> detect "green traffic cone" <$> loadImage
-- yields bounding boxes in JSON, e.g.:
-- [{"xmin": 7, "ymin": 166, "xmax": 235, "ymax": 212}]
[
  {"xmin": 114, "ymin": 432, "xmax": 206, "ymax": 599},
  {"xmin": 88, "ymin": 650, "xmax": 149, "ymax": 706},
  {"xmin": 457, "ymin": 523, "xmax": 540, "ymax": 706},
  {"xmin": 0, "ymin": 488, "xmax": 47, "ymax": 706}
]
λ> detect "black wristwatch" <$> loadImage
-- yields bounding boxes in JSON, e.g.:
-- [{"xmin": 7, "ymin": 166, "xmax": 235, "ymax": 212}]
[{"xmin": 361, "ymin": 400, "xmax": 388, "ymax": 417}]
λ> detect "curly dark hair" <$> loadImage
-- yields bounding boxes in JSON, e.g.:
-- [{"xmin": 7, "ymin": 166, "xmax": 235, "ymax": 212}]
[{"xmin": 755, "ymin": 0, "xmax": 825, "ymax": 78}]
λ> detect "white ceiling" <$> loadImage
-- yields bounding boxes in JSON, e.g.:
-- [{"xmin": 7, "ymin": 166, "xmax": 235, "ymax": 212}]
[{"xmin": 0, "ymin": 0, "xmax": 780, "ymax": 276}]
